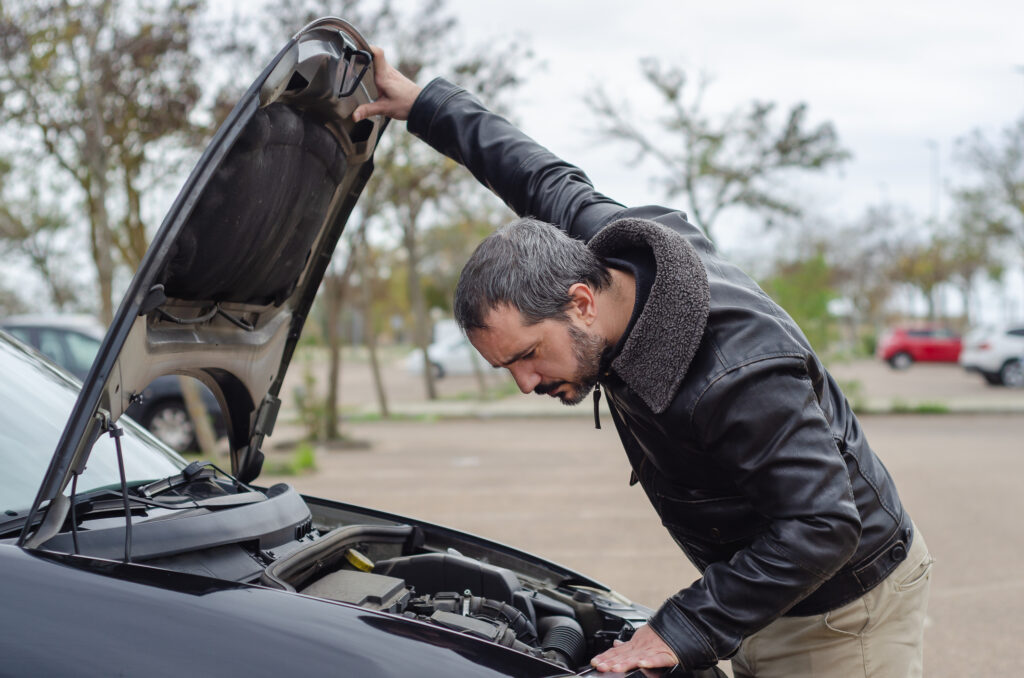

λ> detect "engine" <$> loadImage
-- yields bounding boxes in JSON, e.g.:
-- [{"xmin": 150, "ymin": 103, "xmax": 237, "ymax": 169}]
[
  {"xmin": 260, "ymin": 522, "xmax": 652, "ymax": 672},
  {"xmin": 37, "ymin": 474, "xmax": 655, "ymax": 674}
]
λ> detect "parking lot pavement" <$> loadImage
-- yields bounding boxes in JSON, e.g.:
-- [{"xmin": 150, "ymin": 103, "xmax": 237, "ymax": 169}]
[
  {"xmin": 826, "ymin": 359, "xmax": 1024, "ymax": 412},
  {"xmin": 279, "ymin": 353, "xmax": 1024, "ymax": 422},
  {"xmin": 264, "ymin": 412, "xmax": 1024, "ymax": 677}
]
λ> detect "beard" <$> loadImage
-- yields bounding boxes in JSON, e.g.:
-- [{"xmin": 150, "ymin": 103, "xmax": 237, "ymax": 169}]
[{"xmin": 533, "ymin": 323, "xmax": 607, "ymax": 406}]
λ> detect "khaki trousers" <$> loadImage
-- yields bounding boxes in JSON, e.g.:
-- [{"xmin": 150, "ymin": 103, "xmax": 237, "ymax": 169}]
[{"xmin": 731, "ymin": 527, "xmax": 933, "ymax": 678}]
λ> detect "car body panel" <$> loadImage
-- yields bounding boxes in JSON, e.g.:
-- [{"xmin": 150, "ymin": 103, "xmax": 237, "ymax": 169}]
[{"xmin": 0, "ymin": 545, "xmax": 568, "ymax": 678}]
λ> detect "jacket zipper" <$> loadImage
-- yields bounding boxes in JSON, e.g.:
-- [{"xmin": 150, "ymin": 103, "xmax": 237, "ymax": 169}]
[{"xmin": 593, "ymin": 383, "xmax": 602, "ymax": 429}]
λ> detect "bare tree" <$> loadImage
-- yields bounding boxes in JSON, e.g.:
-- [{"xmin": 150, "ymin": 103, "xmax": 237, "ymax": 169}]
[
  {"xmin": 587, "ymin": 59, "xmax": 850, "ymax": 244},
  {"xmin": 953, "ymin": 115, "xmax": 1024, "ymax": 306},
  {"xmin": 828, "ymin": 204, "xmax": 914, "ymax": 333},
  {"xmin": 955, "ymin": 116, "xmax": 1024, "ymax": 247},
  {"xmin": 0, "ymin": 159, "xmax": 81, "ymax": 310},
  {"xmin": 0, "ymin": 0, "xmax": 214, "ymax": 453},
  {"xmin": 945, "ymin": 193, "xmax": 1010, "ymax": 325},
  {"xmin": 0, "ymin": 0, "xmax": 206, "ymax": 317}
]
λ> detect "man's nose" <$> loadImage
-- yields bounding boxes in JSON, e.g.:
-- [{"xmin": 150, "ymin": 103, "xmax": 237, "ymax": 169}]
[{"xmin": 509, "ymin": 365, "xmax": 541, "ymax": 394}]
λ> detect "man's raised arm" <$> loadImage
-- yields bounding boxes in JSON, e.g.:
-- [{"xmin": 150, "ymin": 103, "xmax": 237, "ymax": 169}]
[{"xmin": 353, "ymin": 47, "xmax": 622, "ymax": 241}]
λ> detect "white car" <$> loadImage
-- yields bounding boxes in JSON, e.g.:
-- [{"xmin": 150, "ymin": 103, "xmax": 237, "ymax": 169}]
[
  {"xmin": 959, "ymin": 323, "xmax": 1024, "ymax": 387},
  {"xmin": 403, "ymin": 329, "xmax": 481, "ymax": 378}
]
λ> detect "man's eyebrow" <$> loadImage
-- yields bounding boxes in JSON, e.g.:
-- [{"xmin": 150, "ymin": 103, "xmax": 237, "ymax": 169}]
[{"xmin": 496, "ymin": 345, "xmax": 535, "ymax": 368}]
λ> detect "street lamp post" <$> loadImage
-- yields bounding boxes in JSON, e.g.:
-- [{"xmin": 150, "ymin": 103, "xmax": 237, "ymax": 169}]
[{"xmin": 926, "ymin": 139, "xmax": 940, "ymax": 224}]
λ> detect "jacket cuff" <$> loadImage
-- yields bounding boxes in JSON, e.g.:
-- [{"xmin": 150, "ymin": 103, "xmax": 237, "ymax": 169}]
[
  {"xmin": 648, "ymin": 600, "xmax": 719, "ymax": 670},
  {"xmin": 407, "ymin": 77, "xmax": 465, "ymax": 142}
]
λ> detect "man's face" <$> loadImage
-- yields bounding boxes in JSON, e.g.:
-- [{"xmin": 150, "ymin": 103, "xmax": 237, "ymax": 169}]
[{"xmin": 469, "ymin": 305, "xmax": 607, "ymax": 406}]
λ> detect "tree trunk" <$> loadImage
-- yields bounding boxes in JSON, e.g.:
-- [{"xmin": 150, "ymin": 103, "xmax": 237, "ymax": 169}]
[
  {"xmin": 959, "ymin": 280, "xmax": 974, "ymax": 327},
  {"xmin": 364, "ymin": 313, "xmax": 390, "ymax": 419},
  {"xmin": 80, "ymin": 40, "xmax": 115, "ymax": 324},
  {"xmin": 404, "ymin": 203, "xmax": 437, "ymax": 400},
  {"xmin": 359, "ymin": 239, "xmax": 389, "ymax": 418},
  {"xmin": 323, "ymin": 274, "xmax": 343, "ymax": 440},
  {"xmin": 86, "ymin": 174, "xmax": 115, "ymax": 325},
  {"xmin": 122, "ymin": 162, "xmax": 149, "ymax": 267},
  {"xmin": 178, "ymin": 376, "xmax": 218, "ymax": 456},
  {"xmin": 469, "ymin": 345, "xmax": 489, "ymax": 399}
]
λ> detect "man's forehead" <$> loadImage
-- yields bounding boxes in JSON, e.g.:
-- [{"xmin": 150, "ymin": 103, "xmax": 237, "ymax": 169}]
[{"xmin": 471, "ymin": 307, "xmax": 538, "ymax": 366}]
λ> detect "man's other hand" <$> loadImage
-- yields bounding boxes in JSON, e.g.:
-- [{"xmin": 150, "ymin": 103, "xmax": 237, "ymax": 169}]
[
  {"xmin": 352, "ymin": 46, "xmax": 422, "ymax": 122},
  {"xmin": 591, "ymin": 624, "xmax": 679, "ymax": 673}
]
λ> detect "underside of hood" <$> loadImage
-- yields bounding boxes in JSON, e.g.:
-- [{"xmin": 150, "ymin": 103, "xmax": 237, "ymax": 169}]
[{"xmin": 23, "ymin": 18, "xmax": 387, "ymax": 543}]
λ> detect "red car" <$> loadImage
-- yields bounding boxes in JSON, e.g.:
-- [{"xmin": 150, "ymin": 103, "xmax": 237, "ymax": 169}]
[{"xmin": 877, "ymin": 326, "xmax": 962, "ymax": 369}]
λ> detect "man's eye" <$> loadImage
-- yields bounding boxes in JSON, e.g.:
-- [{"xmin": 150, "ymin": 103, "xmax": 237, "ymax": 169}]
[{"xmin": 522, "ymin": 349, "xmax": 535, "ymax": 360}]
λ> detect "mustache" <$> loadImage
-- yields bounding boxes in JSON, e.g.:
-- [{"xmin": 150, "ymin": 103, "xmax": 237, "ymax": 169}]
[{"xmin": 533, "ymin": 381, "xmax": 567, "ymax": 395}]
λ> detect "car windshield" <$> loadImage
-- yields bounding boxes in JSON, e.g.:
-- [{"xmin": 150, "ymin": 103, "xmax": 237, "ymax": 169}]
[{"xmin": 0, "ymin": 333, "xmax": 186, "ymax": 514}]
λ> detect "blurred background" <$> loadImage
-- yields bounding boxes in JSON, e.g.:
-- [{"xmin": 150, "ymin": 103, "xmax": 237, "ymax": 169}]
[{"xmin": 1, "ymin": 1, "xmax": 1022, "ymax": 674}]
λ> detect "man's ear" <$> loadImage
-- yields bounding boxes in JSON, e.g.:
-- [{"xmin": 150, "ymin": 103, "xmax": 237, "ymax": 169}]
[{"xmin": 567, "ymin": 283, "xmax": 597, "ymax": 325}]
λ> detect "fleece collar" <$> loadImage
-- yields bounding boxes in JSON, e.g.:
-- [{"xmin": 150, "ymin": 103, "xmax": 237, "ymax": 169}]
[{"xmin": 588, "ymin": 218, "xmax": 710, "ymax": 414}]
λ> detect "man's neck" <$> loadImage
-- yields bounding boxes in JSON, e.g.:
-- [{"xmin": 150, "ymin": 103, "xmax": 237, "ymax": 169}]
[{"xmin": 598, "ymin": 268, "xmax": 637, "ymax": 347}]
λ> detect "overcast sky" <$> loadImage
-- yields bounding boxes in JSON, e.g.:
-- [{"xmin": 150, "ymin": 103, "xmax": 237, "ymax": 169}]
[
  {"xmin": 410, "ymin": 0, "xmax": 1022, "ymax": 319},
  {"xmin": 430, "ymin": 1, "xmax": 1022, "ymax": 246}
]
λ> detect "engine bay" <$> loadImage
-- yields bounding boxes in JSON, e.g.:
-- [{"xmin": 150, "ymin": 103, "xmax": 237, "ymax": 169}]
[
  {"xmin": 264, "ymin": 521, "xmax": 652, "ymax": 670},
  {"xmin": 30, "ymin": 467, "xmax": 653, "ymax": 673}
]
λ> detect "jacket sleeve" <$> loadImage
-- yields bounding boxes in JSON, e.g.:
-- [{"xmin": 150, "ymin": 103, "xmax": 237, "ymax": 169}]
[
  {"xmin": 647, "ymin": 357, "xmax": 862, "ymax": 669},
  {"xmin": 406, "ymin": 77, "xmax": 623, "ymax": 242}
]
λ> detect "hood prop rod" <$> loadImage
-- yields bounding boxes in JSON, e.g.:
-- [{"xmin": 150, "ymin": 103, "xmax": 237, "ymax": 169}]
[
  {"xmin": 105, "ymin": 419, "xmax": 133, "ymax": 563},
  {"xmin": 69, "ymin": 473, "xmax": 81, "ymax": 555}
]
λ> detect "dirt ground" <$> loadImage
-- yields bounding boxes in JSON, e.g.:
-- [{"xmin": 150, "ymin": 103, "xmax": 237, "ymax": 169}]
[{"xmin": 263, "ymin": 384, "xmax": 1024, "ymax": 676}]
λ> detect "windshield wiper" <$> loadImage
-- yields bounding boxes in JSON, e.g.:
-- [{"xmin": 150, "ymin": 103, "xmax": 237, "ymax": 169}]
[
  {"xmin": 136, "ymin": 461, "xmax": 217, "ymax": 498},
  {"xmin": 71, "ymin": 490, "xmax": 200, "ymax": 517},
  {"xmin": 136, "ymin": 459, "xmax": 255, "ymax": 499},
  {"xmin": 70, "ymin": 487, "xmax": 264, "ymax": 520}
]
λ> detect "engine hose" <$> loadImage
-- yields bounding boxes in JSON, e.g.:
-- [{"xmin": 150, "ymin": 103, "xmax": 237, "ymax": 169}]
[
  {"xmin": 538, "ymin": 615, "xmax": 587, "ymax": 669},
  {"xmin": 469, "ymin": 596, "xmax": 538, "ymax": 645}
]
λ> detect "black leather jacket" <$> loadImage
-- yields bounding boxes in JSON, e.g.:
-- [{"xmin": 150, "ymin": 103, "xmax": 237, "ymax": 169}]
[{"xmin": 408, "ymin": 78, "xmax": 913, "ymax": 670}]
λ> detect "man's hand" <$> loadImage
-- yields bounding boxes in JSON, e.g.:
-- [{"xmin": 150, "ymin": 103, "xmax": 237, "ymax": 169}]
[
  {"xmin": 352, "ymin": 46, "xmax": 422, "ymax": 122},
  {"xmin": 591, "ymin": 624, "xmax": 679, "ymax": 673}
]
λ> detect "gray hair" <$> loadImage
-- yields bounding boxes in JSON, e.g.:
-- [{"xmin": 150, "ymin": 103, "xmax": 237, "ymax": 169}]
[{"xmin": 454, "ymin": 217, "xmax": 612, "ymax": 331}]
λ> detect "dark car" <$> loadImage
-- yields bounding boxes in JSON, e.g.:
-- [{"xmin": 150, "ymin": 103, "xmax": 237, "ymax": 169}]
[
  {"xmin": 0, "ymin": 18, "xmax": 723, "ymax": 678},
  {"xmin": 876, "ymin": 325, "xmax": 961, "ymax": 369},
  {"xmin": 0, "ymin": 314, "xmax": 226, "ymax": 452}
]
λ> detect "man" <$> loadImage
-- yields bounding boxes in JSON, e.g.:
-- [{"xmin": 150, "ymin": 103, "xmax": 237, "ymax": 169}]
[{"xmin": 353, "ymin": 49, "xmax": 933, "ymax": 677}]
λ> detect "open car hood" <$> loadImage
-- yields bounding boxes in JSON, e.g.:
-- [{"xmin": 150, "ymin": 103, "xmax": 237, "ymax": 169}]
[{"xmin": 23, "ymin": 18, "xmax": 387, "ymax": 539}]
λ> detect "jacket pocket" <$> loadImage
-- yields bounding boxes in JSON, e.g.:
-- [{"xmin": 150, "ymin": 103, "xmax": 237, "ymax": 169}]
[{"xmin": 656, "ymin": 492, "xmax": 768, "ymax": 545}]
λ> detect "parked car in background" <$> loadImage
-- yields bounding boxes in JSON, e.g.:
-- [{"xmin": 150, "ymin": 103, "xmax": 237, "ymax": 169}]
[
  {"xmin": 876, "ymin": 325, "xmax": 961, "ymax": 369},
  {"xmin": 959, "ymin": 323, "xmax": 1024, "ymax": 388},
  {"xmin": 0, "ymin": 314, "xmax": 225, "ymax": 451},
  {"xmin": 403, "ymin": 319, "xmax": 481, "ymax": 378}
]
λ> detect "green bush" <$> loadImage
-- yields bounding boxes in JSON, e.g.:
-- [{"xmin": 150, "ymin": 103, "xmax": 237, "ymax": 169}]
[{"xmin": 263, "ymin": 443, "xmax": 317, "ymax": 476}]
